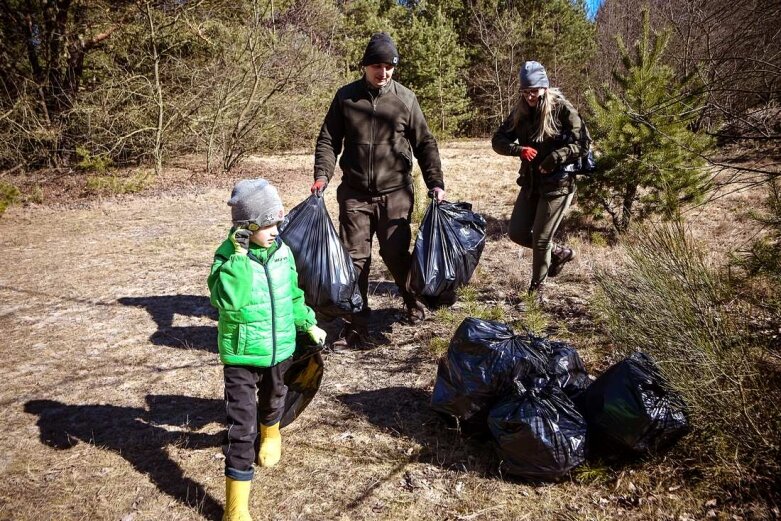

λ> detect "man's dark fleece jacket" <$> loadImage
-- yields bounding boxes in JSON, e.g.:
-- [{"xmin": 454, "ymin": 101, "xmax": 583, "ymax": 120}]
[{"xmin": 314, "ymin": 78, "xmax": 444, "ymax": 195}]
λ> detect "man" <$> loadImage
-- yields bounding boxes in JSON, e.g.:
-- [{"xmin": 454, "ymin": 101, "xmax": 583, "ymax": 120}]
[{"xmin": 312, "ymin": 32, "xmax": 446, "ymax": 349}]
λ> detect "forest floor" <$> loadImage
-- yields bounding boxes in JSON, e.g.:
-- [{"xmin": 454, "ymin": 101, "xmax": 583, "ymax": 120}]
[{"xmin": 0, "ymin": 140, "xmax": 772, "ymax": 520}]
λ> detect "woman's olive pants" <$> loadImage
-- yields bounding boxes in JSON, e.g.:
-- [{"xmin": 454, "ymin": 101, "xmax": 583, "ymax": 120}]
[{"xmin": 508, "ymin": 188, "xmax": 574, "ymax": 286}]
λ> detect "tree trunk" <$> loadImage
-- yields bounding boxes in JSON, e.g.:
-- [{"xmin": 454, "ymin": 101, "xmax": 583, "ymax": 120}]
[
  {"xmin": 618, "ymin": 182, "xmax": 638, "ymax": 233},
  {"xmin": 145, "ymin": 2, "xmax": 164, "ymax": 176}
]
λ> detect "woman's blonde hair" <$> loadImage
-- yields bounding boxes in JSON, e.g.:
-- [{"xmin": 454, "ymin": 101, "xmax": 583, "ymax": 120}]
[{"xmin": 511, "ymin": 87, "xmax": 565, "ymax": 142}]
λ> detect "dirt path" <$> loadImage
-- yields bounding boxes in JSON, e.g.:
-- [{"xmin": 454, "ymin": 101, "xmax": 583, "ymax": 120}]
[{"xmin": 0, "ymin": 141, "xmax": 758, "ymax": 520}]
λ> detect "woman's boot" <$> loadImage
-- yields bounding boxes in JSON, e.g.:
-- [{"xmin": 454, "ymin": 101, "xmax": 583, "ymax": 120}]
[{"xmin": 548, "ymin": 245, "xmax": 575, "ymax": 277}]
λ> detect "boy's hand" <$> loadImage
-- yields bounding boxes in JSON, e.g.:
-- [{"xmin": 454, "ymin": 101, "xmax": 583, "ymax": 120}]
[
  {"xmin": 307, "ymin": 325, "xmax": 327, "ymax": 346},
  {"xmin": 230, "ymin": 228, "xmax": 252, "ymax": 255}
]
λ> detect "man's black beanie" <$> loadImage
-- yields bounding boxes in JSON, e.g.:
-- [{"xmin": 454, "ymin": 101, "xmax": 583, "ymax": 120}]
[{"xmin": 361, "ymin": 32, "xmax": 399, "ymax": 67}]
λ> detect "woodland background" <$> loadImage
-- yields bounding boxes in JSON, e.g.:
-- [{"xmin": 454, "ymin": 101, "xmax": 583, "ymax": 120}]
[{"xmin": 1, "ymin": 0, "xmax": 778, "ymax": 171}]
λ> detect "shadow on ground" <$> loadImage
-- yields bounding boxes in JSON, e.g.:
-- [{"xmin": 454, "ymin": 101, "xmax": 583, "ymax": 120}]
[
  {"xmin": 336, "ymin": 386, "xmax": 496, "ymax": 476},
  {"xmin": 483, "ymin": 214, "xmax": 508, "ymax": 240},
  {"xmin": 24, "ymin": 395, "xmax": 224, "ymax": 520},
  {"xmin": 368, "ymin": 280, "xmax": 401, "ymax": 298},
  {"xmin": 118, "ymin": 291, "xmax": 403, "ymax": 353},
  {"xmin": 317, "ymin": 305, "xmax": 400, "ymax": 348},
  {"xmin": 118, "ymin": 295, "xmax": 217, "ymax": 352}
]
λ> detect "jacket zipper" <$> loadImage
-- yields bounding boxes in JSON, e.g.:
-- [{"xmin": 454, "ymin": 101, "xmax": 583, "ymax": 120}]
[
  {"xmin": 251, "ymin": 246, "xmax": 279, "ymax": 366},
  {"xmin": 263, "ymin": 261, "xmax": 277, "ymax": 366},
  {"xmin": 369, "ymin": 89, "xmax": 378, "ymax": 192}
]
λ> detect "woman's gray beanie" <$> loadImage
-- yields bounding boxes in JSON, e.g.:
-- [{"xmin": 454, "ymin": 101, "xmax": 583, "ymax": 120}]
[
  {"xmin": 228, "ymin": 178, "xmax": 284, "ymax": 227},
  {"xmin": 519, "ymin": 61, "xmax": 550, "ymax": 89}
]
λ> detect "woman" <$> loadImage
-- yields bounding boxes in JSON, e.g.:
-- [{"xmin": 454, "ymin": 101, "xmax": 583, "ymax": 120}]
[{"xmin": 492, "ymin": 60, "xmax": 590, "ymax": 298}]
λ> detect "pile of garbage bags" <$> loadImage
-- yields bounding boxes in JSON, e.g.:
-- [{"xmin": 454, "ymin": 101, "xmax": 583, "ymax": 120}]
[{"xmin": 431, "ymin": 317, "xmax": 689, "ymax": 481}]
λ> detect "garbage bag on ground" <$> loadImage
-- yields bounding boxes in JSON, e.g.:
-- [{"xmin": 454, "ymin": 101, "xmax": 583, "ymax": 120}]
[
  {"xmin": 430, "ymin": 318, "xmax": 549, "ymax": 429},
  {"xmin": 408, "ymin": 200, "xmax": 486, "ymax": 308},
  {"xmin": 546, "ymin": 340, "xmax": 591, "ymax": 398},
  {"xmin": 582, "ymin": 352, "xmax": 689, "ymax": 456},
  {"xmin": 279, "ymin": 194, "xmax": 362, "ymax": 318},
  {"xmin": 280, "ymin": 332, "xmax": 324, "ymax": 428},
  {"xmin": 488, "ymin": 383, "xmax": 587, "ymax": 481}
]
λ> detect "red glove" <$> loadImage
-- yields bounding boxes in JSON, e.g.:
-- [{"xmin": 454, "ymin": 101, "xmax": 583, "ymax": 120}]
[
  {"xmin": 520, "ymin": 147, "xmax": 537, "ymax": 162},
  {"xmin": 311, "ymin": 178, "xmax": 327, "ymax": 195}
]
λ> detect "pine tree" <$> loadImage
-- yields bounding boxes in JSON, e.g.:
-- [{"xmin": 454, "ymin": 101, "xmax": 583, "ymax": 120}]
[
  {"xmin": 394, "ymin": 7, "xmax": 471, "ymax": 137},
  {"xmin": 581, "ymin": 9, "xmax": 713, "ymax": 232}
]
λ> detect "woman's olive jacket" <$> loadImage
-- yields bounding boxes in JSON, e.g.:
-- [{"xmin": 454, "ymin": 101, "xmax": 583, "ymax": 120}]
[{"xmin": 492, "ymin": 97, "xmax": 590, "ymax": 196}]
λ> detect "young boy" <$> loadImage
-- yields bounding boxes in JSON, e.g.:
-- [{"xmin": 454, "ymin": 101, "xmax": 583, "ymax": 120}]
[{"xmin": 208, "ymin": 178, "xmax": 326, "ymax": 521}]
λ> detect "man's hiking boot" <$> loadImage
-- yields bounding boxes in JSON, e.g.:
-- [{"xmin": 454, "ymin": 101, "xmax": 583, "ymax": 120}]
[
  {"xmin": 548, "ymin": 245, "xmax": 575, "ymax": 278},
  {"xmin": 403, "ymin": 299, "xmax": 427, "ymax": 325},
  {"xmin": 329, "ymin": 325, "xmax": 371, "ymax": 352}
]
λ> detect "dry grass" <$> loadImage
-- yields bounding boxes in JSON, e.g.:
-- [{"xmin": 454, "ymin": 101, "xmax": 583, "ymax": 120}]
[{"xmin": 0, "ymin": 140, "xmax": 773, "ymax": 520}]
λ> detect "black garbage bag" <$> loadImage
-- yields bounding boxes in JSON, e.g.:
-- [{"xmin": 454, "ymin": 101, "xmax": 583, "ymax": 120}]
[
  {"xmin": 583, "ymin": 352, "xmax": 689, "ymax": 456},
  {"xmin": 510, "ymin": 333, "xmax": 553, "ymax": 391},
  {"xmin": 280, "ymin": 332, "xmax": 325, "ymax": 428},
  {"xmin": 431, "ymin": 318, "xmax": 549, "ymax": 429},
  {"xmin": 408, "ymin": 200, "xmax": 486, "ymax": 307},
  {"xmin": 488, "ymin": 384, "xmax": 587, "ymax": 481},
  {"xmin": 546, "ymin": 340, "xmax": 591, "ymax": 398},
  {"xmin": 278, "ymin": 194, "xmax": 362, "ymax": 318}
]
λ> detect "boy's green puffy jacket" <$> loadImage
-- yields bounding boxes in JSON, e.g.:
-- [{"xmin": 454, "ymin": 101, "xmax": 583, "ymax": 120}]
[{"xmin": 207, "ymin": 235, "xmax": 315, "ymax": 368}]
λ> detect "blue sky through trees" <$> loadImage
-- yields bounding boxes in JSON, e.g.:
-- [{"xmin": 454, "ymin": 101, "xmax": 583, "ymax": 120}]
[{"xmin": 586, "ymin": 0, "xmax": 602, "ymax": 19}]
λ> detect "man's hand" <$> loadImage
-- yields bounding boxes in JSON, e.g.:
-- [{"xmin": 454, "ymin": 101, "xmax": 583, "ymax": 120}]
[
  {"xmin": 520, "ymin": 146, "xmax": 538, "ymax": 162},
  {"xmin": 230, "ymin": 228, "xmax": 251, "ymax": 255},
  {"xmin": 307, "ymin": 324, "xmax": 327, "ymax": 346},
  {"xmin": 311, "ymin": 178, "xmax": 327, "ymax": 195},
  {"xmin": 430, "ymin": 187, "xmax": 445, "ymax": 203}
]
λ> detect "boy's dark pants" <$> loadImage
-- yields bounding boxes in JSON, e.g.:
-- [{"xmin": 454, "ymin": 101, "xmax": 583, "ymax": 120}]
[
  {"xmin": 223, "ymin": 359, "xmax": 292, "ymax": 480},
  {"xmin": 337, "ymin": 182, "xmax": 416, "ymax": 323}
]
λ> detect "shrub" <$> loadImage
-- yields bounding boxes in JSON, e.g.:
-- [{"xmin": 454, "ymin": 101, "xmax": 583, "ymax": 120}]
[
  {"xmin": 0, "ymin": 181, "xmax": 20, "ymax": 216},
  {"xmin": 75, "ymin": 146, "xmax": 113, "ymax": 173},
  {"xmin": 733, "ymin": 178, "xmax": 781, "ymax": 319},
  {"xmin": 85, "ymin": 170, "xmax": 153, "ymax": 195},
  {"xmin": 593, "ymin": 221, "xmax": 781, "ymax": 493}
]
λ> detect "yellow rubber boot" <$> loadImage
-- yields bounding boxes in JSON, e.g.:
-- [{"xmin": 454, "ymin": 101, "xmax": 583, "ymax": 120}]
[
  {"xmin": 223, "ymin": 477, "xmax": 253, "ymax": 521},
  {"xmin": 257, "ymin": 422, "xmax": 282, "ymax": 467}
]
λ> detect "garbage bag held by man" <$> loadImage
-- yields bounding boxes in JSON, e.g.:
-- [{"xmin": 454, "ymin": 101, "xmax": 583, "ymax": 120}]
[
  {"xmin": 583, "ymin": 352, "xmax": 689, "ymax": 456},
  {"xmin": 431, "ymin": 318, "xmax": 549, "ymax": 427},
  {"xmin": 279, "ymin": 194, "xmax": 363, "ymax": 317},
  {"xmin": 488, "ymin": 384, "xmax": 587, "ymax": 481},
  {"xmin": 408, "ymin": 200, "xmax": 486, "ymax": 307}
]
